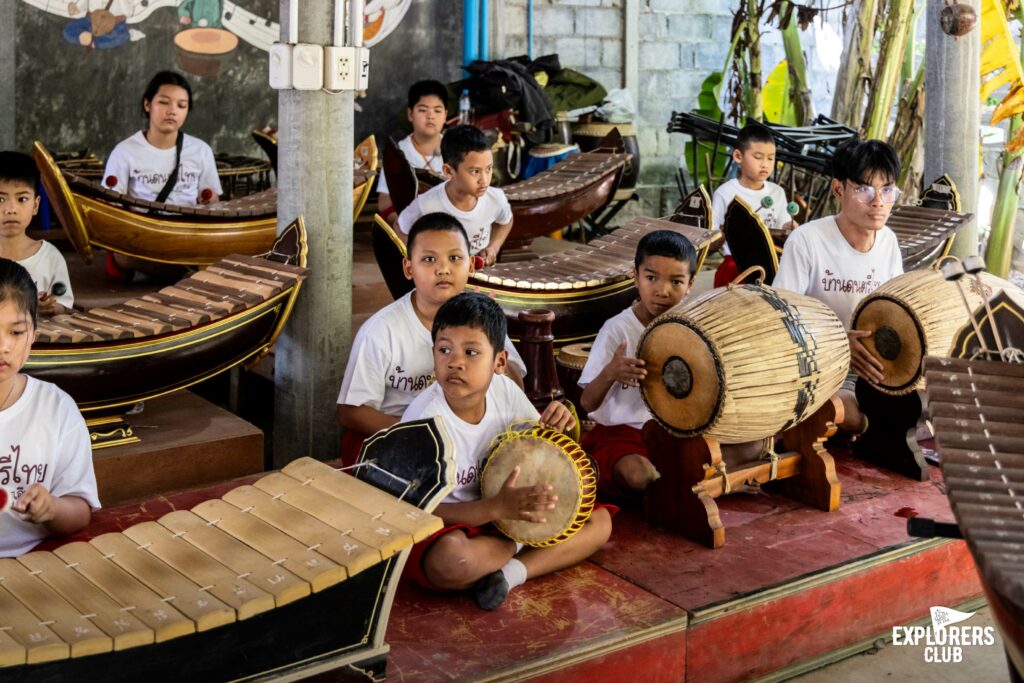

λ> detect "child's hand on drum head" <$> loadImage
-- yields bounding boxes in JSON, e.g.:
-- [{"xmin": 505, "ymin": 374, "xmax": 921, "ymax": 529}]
[
  {"xmin": 539, "ymin": 400, "xmax": 576, "ymax": 434},
  {"xmin": 606, "ymin": 340, "xmax": 646, "ymax": 387},
  {"xmin": 492, "ymin": 466, "xmax": 558, "ymax": 523}
]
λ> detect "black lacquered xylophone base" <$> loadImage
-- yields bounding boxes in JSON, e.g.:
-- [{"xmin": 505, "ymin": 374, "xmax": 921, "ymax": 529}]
[{"xmin": 0, "ymin": 559, "xmax": 398, "ymax": 683}]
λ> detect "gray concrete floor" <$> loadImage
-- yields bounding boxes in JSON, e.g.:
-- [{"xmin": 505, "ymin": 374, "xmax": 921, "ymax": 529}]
[{"xmin": 791, "ymin": 604, "xmax": 1011, "ymax": 683}]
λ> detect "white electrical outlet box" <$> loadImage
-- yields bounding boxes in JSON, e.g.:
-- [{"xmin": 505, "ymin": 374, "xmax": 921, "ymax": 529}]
[
  {"xmin": 292, "ymin": 43, "xmax": 325, "ymax": 90},
  {"xmin": 324, "ymin": 46, "xmax": 356, "ymax": 91},
  {"xmin": 268, "ymin": 43, "xmax": 293, "ymax": 89},
  {"xmin": 354, "ymin": 47, "xmax": 370, "ymax": 90}
]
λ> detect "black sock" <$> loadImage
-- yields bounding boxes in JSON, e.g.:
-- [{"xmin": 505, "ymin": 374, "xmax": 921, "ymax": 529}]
[{"xmin": 473, "ymin": 570, "xmax": 510, "ymax": 611}]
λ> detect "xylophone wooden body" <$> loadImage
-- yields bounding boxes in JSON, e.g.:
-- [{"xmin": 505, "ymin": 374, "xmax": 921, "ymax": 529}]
[
  {"xmin": 25, "ymin": 220, "xmax": 308, "ymax": 418},
  {"xmin": 0, "ymin": 419, "xmax": 456, "ymax": 682},
  {"xmin": 35, "ymin": 138, "xmax": 376, "ymax": 267},
  {"xmin": 373, "ymin": 201, "xmax": 718, "ymax": 346}
]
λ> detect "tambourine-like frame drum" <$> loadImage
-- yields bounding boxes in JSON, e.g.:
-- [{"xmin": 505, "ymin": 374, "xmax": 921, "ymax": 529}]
[
  {"xmin": 480, "ymin": 425, "xmax": 596, "ymax": 547},
  {"xmin": 851, "ymin": 265, "xmax": 1018, "ymax": 395},
  {"xmin": 638, "ymin": 278, "xmax": 850, "ymax": 443}
]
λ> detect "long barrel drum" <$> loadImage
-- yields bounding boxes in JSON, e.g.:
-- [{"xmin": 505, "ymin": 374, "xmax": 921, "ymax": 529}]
[
  {"xmin": 851, "ymin": 267, "xmax": 1020, "ymax": 395},
  {"xmin": 638, "ymin": 281, "xmax": 850, "ymax": 443}
]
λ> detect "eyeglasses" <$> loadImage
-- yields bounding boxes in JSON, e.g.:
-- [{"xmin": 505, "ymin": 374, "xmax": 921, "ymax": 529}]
[{"xmin": 846, "ymin": 182, "xmax": 901, "ymax": 205}]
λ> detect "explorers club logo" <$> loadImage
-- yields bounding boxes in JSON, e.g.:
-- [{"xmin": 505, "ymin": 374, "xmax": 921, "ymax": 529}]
[{"xmin": 892, "ymin": 606, "xmax": 996, "ymax": 663}]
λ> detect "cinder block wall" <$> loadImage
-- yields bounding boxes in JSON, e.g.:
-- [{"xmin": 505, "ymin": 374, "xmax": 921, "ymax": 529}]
[{"xmin": 494, "ymin": 0, "xmax": 838, "ymax": 217}]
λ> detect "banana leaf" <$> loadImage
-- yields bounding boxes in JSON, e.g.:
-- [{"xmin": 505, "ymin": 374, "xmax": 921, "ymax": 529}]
[
  {"xmin": 685, "ymin": 72, "xmax": 731, "ymax": 188},
  {"xmin": 762, "ymin": 59, "xmax": 798, "ymax": 126}
]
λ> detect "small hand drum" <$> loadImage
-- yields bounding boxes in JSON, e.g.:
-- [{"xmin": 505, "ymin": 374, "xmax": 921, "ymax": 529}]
[{"xmin": 480, "ymin": 424, "xmax": 597, "ymax": 547}]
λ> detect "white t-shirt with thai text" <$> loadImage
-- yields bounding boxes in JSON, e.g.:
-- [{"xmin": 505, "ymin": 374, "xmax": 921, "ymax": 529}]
[
  {"xmin": 17, "ymin": 241, "xmax": 74, "ymax": 309},
  {"xmin": 376, "ymin": 134, "xmax": 444, "ymax": 197},
  {"xmin": 401, "ymin": 374, "xmax": 538, "ymax": 503},
  {"xmin": 397, "ymin": 183, "xmax": 513, "ymax": 255},
  {"xmin": 0, "ymin": 377, "xmax": 100, "ymax": 557},
  {"xmin": 772, "ymin": 215, "xmax": 903, "ymax": 329},
  {"xmin": 578, "ymin": 307, "xmax": 651, "ymax": 430},
  {"xmin": 713, "ymin": 178, "xmax": 790, "ymax": 256},
  {"xmin": 104, "ymin": 131, "xmax": 223, "ymax": 206},
  {"xmin": 337, "ymin": 291, "xmax": 527, "ymax": 419}
]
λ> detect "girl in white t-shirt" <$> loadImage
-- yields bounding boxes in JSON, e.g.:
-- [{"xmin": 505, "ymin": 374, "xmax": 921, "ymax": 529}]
[
  {"xmin": 103, "ymin": 71, "xmax": 222, "ymax": 280},
  {"xmin": 0, "ymin": 259, "xmax": 99, "ymax": 558}
]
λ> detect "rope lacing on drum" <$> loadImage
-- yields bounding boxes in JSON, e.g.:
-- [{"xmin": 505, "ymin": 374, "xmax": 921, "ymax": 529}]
[
  {"xmin": 702, "ymin": 461, "xmax": 730, "ymax": 494},
  {"xmin": 763, "ymin": 442, "xmax": 780, "ymax": 481}
]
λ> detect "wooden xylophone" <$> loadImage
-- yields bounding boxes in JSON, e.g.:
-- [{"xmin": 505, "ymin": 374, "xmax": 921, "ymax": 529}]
[
  {"xmin": 373, "ymin": 187, "xmax": 719, "ymax": 344},
  {"xmin": 888, "ymin": 203, "xmax": 973, "ymax": 271},
  {"xmin": 0, "ymin": 417, "xmax": 456, "ymax": 682},
  {"xmin": 472, "ymin": 214, "xmax": 715, "ymax": 292},
  {"xmin": 926, "ymin": 356, "xmax": 1024, "ymax": 680},
  {"xmin": 26, "ymin": 219, "xmax": 308, "ymax": 417}
]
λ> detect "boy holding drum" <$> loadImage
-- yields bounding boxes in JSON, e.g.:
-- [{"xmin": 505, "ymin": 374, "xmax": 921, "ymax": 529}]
[
  {"xmin": 401, "ymin": 292, "xmax": 612, "ymax": 610},
  {"xmin": 578, "ymin": 230, "xmax": 697, "ymax": 498}
]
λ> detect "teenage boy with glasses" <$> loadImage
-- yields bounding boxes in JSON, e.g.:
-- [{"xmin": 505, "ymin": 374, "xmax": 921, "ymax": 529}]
[{"xmin": 773, "ymin": 139, "xmax": 903, "ymax": 435}]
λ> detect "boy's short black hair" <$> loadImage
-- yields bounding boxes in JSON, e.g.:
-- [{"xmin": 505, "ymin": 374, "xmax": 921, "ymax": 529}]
[
  {"xmin": 830, "ymin": 138, "xmax": 900, "ymax": 186},
  {"xmin": 408, "ymin": 80, "xmax": 449, "ymax": 111},
  {"xmin": 441, "ymin": 125, "xmax": 490, "ymax": 169},
  {"xmin": 0, "ymin": 258, "xmax": 38, "ymax": 328},
  {"xmin": 736, "ymin": 122, "xmax": 775, "ymax": 152},
  {"xmin": 432, "ymin": 292, "xmax": 506, "ymax": 355},
  {"xmin": 406, "ymin": 212, "xmax": 471, "ymax": 256},
  {"xmin": 635, "ymin": 230, "xmax": 697, "ymax": 276},
  {"xmin": 0, "ymin": 152, "xmax": 39, "ymax": 193},
  {"xmin": 142, "ymin": 71, "xmax": 193, "ymax": 117}
]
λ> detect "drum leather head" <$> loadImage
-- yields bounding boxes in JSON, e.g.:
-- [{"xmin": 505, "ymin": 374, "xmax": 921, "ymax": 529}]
[
  {"xmin": 481, "ymin": 434, "xmax": 585, "ymax": 545},
  {"xmin": 556, "ymin": 343, "xmax": 592, "ymax": 370},
  {"xmin": 853, "ymin": 297, "xmax": 924, "ymax": 392},
  {"xmin": 639, "ymin": 319, "xmax": 722, "ymax": 436}
]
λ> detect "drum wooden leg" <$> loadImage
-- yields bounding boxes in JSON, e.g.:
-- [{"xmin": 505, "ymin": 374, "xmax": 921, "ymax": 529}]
[
  {"xmin": 764, "ymin": 396, "xmax": 842, "ymax": 512},
  {"xmin": 641, "ymin": 422, "xmax": 725, "ymax": 549},
  {"xmin": 853, "ymin": 379, "xmax": 930, "ymax": 481}
]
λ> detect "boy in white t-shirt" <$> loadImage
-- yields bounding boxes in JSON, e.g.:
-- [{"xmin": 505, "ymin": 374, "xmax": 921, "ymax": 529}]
[
  {"xmin": 337, "ymin": 212, "xmax": 526, "ymax": 465},
  {"xmin": 401, "ymin": 292, "xmax": 611, "ymax": 610},
  {"xmin": 712, "ymin": 123, "xmax": 795, "ymax": 287},
  {"xmin": 397, "ymin": 125, "xmax": 513, "ymax": 266},
  {"xmin": 377, "ymin": 80, "xmax": 448, "ymax": 227},
  {"xmin": 0, "ymin": 259, "xmax": 99, "ymax": 558},
  {"xmin": 773, "ymin": 138, "xmax": 904, "ymax": 434},
  {"xmin": 579, "ymin": 230, "xmax": 696, "ymax": 498},
  {"xmin": 0, "ymin": 152, "xmax": 74, "ymax": 315}
]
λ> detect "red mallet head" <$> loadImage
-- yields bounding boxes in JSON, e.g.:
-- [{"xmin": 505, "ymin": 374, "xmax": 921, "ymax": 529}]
[
  {"xmin": 201, "ymin": 188, "xmax": 213, "ymax": 201},
  {"xmin": 105, "ymin": 175, "xmax": 118, "ymax": 188},
  {"xmin": 473, "ymin": 255, "xmax": 486, "ymax": 270},
  {"xmin": 0, "ymin": 487, "xmax": 10, "ymax": 514}
]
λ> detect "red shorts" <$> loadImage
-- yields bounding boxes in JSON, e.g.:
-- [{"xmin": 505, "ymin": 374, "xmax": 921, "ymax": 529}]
[
  {"xmin": 339, "ymin": 430, "xmax": 366, "ymax": 468},
  {"xmin": 713, "ymin": 254, "xmax": 740, "ymax": 288},
  {"xmin": 405, "ymin": 504, "xmax": 619, "ymax": 591},
  {"xmin": 580, "ymin": 423, "xmax": 649, "ymax": 498}
]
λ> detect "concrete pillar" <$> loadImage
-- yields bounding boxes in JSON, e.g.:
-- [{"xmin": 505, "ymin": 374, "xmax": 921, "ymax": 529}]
[
  {"xmin": 624, "ymin": 0, "xmax": 639, "ymax": 95},
  {"xmin": 273, "ymin": 0, "xmax": 354, "ymax": 466},
  {"xmin": 924, "ymin": 0, "xmax": 980, "ymax": 257},
  {"xmin": 0, "ymin": 1, "xmax": 16, "ymax": 150}
]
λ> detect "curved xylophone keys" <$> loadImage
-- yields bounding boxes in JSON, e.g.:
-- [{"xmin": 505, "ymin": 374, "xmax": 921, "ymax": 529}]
[
  {"xmin": 17, "ymin": 552, "xmax": 153, "ymax": 651},
  {"xmin": 121, "ymin": 522, "xmax": 275, "ymax": 621},
  {"xmin": 157, "ymin": 510, "xmax": 311, "ymax": 607},
  {"xmin": 53, "ymin": 542, "xmax": 195, "ymax": 643},
  {"xmin": 129, "ymin": 297, "xmax": 213, "ymax": 326},
  {"xmin": 0, "ymin": 578, "xmax": 66, "ymax": 664},
  {"xmin": 88, "ymin": 533, "xmax": 236, "ymax": 632},
  {"xmin": 83, "ymin": 308, "xmax": 173, "ymax": 337},
  {"xmin": 197, "ymin": 268, "xmax": 284, "ymax": 297},
  {"xmin": 0, "ymin": 558, "xmax": 112, "ymax": 658},
  {"xmin": 220, "ymin": 486, "xmax": 384, "ymax": 577},
  {"xmin": 173, "ymin": 279, "xmax": 258, "ymax": 308},
  {"xmin": 281, "ymin": 457, "xmax": 443, "ymax": 543},
  {"xmin": 191, "ymin": 499, "xmax": 346, "ymax": 593}
]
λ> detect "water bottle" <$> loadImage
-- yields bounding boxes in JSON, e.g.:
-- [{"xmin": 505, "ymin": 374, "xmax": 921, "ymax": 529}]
[{"xmin": 459, "ymin": 89, "xmax": 471, "ymax": 125}]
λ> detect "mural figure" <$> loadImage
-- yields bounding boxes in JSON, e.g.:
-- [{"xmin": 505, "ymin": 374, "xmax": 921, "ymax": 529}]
[
  {"xmin": 62, "ymin": 0, "xmax": 139, "ymax": 49},
  {"xmin": 178, "ymin": 0, "xmax": 222, "ymax": 28}
]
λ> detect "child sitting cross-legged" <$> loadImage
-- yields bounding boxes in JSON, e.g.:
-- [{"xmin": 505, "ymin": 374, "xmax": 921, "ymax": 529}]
[
  {"xmin": 579, "ymin": 230, "xmax": 697, "ymax": 499},
  {"xmin": 402, "ymin": 292, "xmax": 613, "ymax": 610},
  {"xmin": 337, "ymin": 212, "xmax": 525, "ymax": 465}
]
